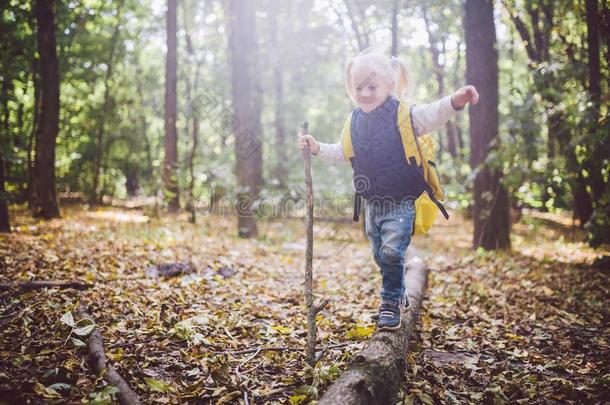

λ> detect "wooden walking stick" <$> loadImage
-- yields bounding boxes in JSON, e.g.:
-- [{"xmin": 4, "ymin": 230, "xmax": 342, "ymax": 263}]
[{"xmin": 301, "ymin": 121, "xmax": 328, "ymax": 367}]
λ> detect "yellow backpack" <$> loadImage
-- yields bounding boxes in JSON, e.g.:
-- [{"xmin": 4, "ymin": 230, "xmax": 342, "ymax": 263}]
[{"xmin": 340, "ymin": 102, "xmax": 449, "ymax": 235}]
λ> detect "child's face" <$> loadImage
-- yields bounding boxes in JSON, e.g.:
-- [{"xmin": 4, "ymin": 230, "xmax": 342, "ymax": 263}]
[{"xmin": 352, "ymin": 64, "xmax": 393, "ymax": 113}]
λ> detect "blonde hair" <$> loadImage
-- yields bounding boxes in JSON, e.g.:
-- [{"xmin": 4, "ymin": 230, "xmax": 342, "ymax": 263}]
[{"xmin": 344, "ymin": 48, "xmax": 411, "ymax": 103}]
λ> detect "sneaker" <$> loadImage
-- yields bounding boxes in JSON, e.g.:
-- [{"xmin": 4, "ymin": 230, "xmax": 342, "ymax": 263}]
[
  {"xmin": 371, "ymin": 297, "xmax": 409, "ymax": 322},
  {"xmin": 376, "ymin": 301, "xmax": 401, "ymax": 331}
]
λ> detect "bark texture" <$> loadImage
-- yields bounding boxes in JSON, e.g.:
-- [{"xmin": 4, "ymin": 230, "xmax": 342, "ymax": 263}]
[
  {"xmin": 0, "ymin": 149, "xmax": 10, "ymax": 232},
  {"xmin": 229, "ymin": 0, "xmax": 263, "ymax": 238},
  {"xmin": 76, "ymin": 305, "xmax": 141, "ymax": 405},
  {"xmin": 33, "ymin": 0, "xmax": 60, "ymax": 219},
  {"xmin": 465, "ymin": 0, "xmax": 510, "ymax": 250},
  {"xmin": 319, "ymin": 248, "xmax": 428, "ymax": 404},
  {"xmin": 163, "ymin": 0, "xmax": 180, "ymax": 212}
]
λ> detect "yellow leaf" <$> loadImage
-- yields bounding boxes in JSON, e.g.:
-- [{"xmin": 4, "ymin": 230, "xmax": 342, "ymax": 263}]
[
  {"xmin": 289, "ymin": 394, "xmax": 308, "ymax": 404},
  {"xmin": 272, "ymin": 325, "xmax": 292, "ymax": 335},
  {"xmin": 108, "ymin": 348, "xmax": 123, "ymax": 361},
  {"xmin": 346, "ymin": 324, "xmax": 375, "ymax": 340},
  {"xmin": 144, "ymin": 377, "xmax": 174, "ymax": 393}
]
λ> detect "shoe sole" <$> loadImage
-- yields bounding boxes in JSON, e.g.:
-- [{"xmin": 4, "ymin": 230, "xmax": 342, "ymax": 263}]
[{"xmin": 377, "ymin": 318, "xmax": 402, "ymax": 331}]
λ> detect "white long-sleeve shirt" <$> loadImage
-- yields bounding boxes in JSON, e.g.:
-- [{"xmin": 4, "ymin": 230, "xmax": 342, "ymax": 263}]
[{"xmin": 317, "ymin": 95, "xmax": 459, "ymax": 163}]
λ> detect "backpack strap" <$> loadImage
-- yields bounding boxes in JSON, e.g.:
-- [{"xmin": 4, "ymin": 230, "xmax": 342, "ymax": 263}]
[
  {"xmin": 344, "ymin": 102, "xmax": 449, "ymax": 221},
  {"xmin": 339, "ymin": 112, "xmax": 361, "ymax": 221},
  {"xmin": 397, "ymin": 102, "xmax": 422, "ymax": 166},
  {"xmin": 405, "ymin": 104, "xmax": 450, "ymax": 220},
  {"xmin": 340, "ymin": 112, "xmax": 355, "ymax": 161}
]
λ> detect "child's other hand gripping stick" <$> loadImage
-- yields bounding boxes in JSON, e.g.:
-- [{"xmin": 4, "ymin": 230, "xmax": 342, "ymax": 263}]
[
  {"xmin": 297, "ymin": 133, "xmax": 321, "ymax": 156},
  {"xmin": 451, "ymin": 85, "xmax": 479, "ymax": 110}
]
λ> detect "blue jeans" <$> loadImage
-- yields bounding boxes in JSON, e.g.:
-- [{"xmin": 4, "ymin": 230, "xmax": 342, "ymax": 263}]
[{"xmin": 364, "ymin": 198, "xmax": 415, "ymax": 305}]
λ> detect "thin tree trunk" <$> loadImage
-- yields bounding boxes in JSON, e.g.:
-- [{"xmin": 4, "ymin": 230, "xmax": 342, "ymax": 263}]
[
  {"xmin": 33, "ymin": 0, "xmax": 60, "ymax": 219},
  {"xmin": 98, "ymin": 135, "xmax": 114, "ymax": 204},
  {"xmin": 15, "ymin": 73, "xmax": 29, "ymax": 161},
  {"xmin": 2, "ymin": 79, "xmax": 11, "ymax": 141},
  {"xmin": 422, "ymin": 6, "xmax": 457, "ymax": 158},
  {"xmin": 344, "ymin": 0, "xmax": 368, "ymax": 51},
  {"xmin": 445, "ymin": 121, "xmax": 458, "ymax": 157},
  {"xmin": 391, "ymin": 0, "xmax": 398, "ymax": 57},
  {"xmin": 125, "ymin": 170, "xmax": 139, "ymax": 197},
  {"xmin": 90, "ymin": 1, "xmax": 123, "ymax": 205},
  {"xmin": 182, "ymin": 0, "xmax": 199, "ymax": 223},
  {"xmin": 453, "ymin": 42, "xmax": 465, "ymax": 154},
  {"xmin": 134, "ymin": 65, "xmax": 153, "ymax": 181},
  {"xmin": 585, "ymin": 0, "xmax": 604, "ymax": 202},
  {"xmin": 273, "ymin": 68, "xmax": 287, "ymax": 189},
  {"xmin": 163, "ymin": 0, "xmax": 180, "ymax": 212},
  {"xmin": 188, "ymin": 116, "xmax": 199, "ymax": 222},
  {"xmin": 0, "ymin": 151, "xmax": 9, "ymax": 232},
  {"xmin": 27, "ymin": 55, "xmax": 39, "ymax": 208},
  {"xmin": 0, "ymin": 81, "xmax": 9, "ymax": 231},
  {"xmin": 268, "ymin": 3, "xmax": 287, "ymax": 189},
  {"xmin": 465, "ymin": 0, "xmax": 510, "ymax": 250},
  {"xmin": 229, "ymin": 0, "xmax": 263, "ymax": 238},
  {"xmin": 442, "ymin": 32, "xmax": 458, "ymax": 158}
]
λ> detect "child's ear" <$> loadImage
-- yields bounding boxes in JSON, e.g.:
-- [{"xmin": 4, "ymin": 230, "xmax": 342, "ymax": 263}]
[{"xmin": 386, "ymin": 79, "xmax": 394, "ymax": 94}]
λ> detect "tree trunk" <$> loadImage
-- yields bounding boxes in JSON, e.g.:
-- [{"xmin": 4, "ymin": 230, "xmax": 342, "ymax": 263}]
[
  {"xmin": 0, "ymin": 74, "xmax": 11, "ymax": 231},
  {"xmin": 2, "ymin": 79, "xmax": 10, "ymax": 141},
  {"xmin": 422, "ymin": 6, "xmax": 457, "ymax": 158},
  {"xmin": 344, "ymin": 0, "xmax": 369, "ymax": 51},
  {"xmin": 273, "ymin": 68, "xmax": 287, "ymax": 189},
  {"xmin": 390, "ymin": 0, "xmax": 398, "ymax": 57},
  {"xmin": 319, "ymin": 249, "xmax": 428, "ymax": 404},
  {"xmin": 465, "ymin": 0, "xmax": 510, "ymax": 250},
  {"xmin": 445, "ymin": 121, "xmax": 458, "ymax": 157},
  {"xmin": 188, "ymin": 116, "xmax": 199, "ymax": 223},
  {"xmin": 134, "ymin": 66, "xmax": 153, "ymax": 182},
  {"xmin": 182, "ymin": 0, "xmax": 201, "ymax": 223},
  {"xmin": 453, "ymin": 41, "xmax": 465, "ymax": 155},
  {"xmin": 33, "ymin": 0, "xmax": 60, "ymax": 219},
  {"xmin": 27, "ymin": 55, "xmax": 39, "ymax": 208},
  {"xmin": 0, "ymin": 148, "xmax": 9, "ymax": 233},
  {"xmin": 125, "ymin": 169, "xmax": 140, "ymax": 197},
  {"xmin": 90, "ymin": 1, "xmax": 123, "ymax": 205},
  {"xmin": 229, "ymin": 0, "xmax": 263, "ymax": 238},
  {"xmin": 163, "ymin": 0, "xmax": 180, "ymax": 212},
  {"xmin": 585, "ymin": 0, "xmax": 605, "ymax": 203},
  {"xmin": 268, "ymin": 3, "xmax": 287, "ymax": 189}
]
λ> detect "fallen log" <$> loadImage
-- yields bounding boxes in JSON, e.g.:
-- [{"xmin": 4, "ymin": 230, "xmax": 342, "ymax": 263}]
[
  {"xmin": 0, "ymin": 280, "xmax": 93, "ymax": 292},
  {"xmin": 318, "ymin": 247, "xmax": 428, "ymax": 405},
  {"xmin": 76, "ymin": 304, "xmax": 141, "ymax": 405}
]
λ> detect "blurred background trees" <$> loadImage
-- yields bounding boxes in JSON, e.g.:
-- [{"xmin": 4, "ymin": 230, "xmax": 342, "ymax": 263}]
[{"xmin": 0, "ymin": 0, "xmax": 607, "ymax": 248}]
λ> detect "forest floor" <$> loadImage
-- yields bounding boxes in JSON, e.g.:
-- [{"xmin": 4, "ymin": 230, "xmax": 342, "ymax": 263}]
[{"xmin": 0, "ymin": 205, "xmax": 609, "ymax": 404}]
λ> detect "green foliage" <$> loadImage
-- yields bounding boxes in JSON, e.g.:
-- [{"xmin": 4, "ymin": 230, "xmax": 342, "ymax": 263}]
[{"xmin": 0, "ymin": 0, "xmax": 607, "ymax": 247}]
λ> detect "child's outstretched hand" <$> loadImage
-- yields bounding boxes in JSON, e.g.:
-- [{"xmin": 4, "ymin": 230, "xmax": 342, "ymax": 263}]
[
  {"xmin": 297, "ymin": 133, "xmax": 320, "ymax": 155},
  {"xmin": 451, "ymin": 85, "xmax": 479, "ymax": 110}
]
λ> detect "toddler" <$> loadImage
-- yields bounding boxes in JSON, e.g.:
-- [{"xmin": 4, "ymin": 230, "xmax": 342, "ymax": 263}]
[{"xmin": 297, "ymin": 50, "xmax": 478, "ymax": 331}]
